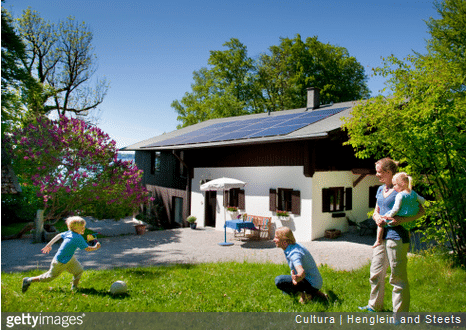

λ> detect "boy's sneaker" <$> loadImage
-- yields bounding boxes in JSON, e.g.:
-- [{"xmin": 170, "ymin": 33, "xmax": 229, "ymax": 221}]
[{"xmin": 22, "ymin": 277, "xmax": 32, "ymax": 293}]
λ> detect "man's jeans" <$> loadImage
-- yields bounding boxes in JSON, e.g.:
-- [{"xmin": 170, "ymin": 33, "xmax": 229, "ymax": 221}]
[{"xmin": 275, "ymin": 274, "xmax": 320, "ymax": 296}]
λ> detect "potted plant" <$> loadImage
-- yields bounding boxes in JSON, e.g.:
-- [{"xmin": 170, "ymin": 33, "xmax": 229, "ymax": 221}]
[
  {"xmin": 276, "ymin": 210, "xmax": 290, "ymax": 221},
  {"xmin": 226, "ymin": 206, "xmax": 238, "ymax": 212},
  {"xmin": 187, "ymin": 215, "xmax": 197, "ymax": 229}
]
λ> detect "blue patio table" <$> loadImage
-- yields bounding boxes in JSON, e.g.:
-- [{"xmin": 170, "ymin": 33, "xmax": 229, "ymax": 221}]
[
  {"xmin": 224, "ymin": 219, "xmax": 257, "ymax": 231},
  {"xmin": 224, "ymin": 219, "xmax": 258, "ymax": 241}
]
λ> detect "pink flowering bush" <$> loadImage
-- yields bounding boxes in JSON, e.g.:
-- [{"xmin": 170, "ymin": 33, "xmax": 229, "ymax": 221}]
[{"xmin": 7, "ymin": 115, "xmax": 152, "ymax": 221}]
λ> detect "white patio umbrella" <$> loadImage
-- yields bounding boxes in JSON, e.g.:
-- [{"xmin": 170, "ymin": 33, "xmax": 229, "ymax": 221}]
[{"xmin": 200, "ymin": 177, "xmax": 246, "ymax": 246}]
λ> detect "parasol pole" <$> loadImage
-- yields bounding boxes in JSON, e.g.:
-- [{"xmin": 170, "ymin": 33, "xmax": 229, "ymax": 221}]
[{"xmin": 218, "ymin": 188, "xmax": 233, "ymax": 246}]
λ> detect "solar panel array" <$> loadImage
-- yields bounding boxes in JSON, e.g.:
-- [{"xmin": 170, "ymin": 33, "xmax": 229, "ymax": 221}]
[{"xmin": 143, "ymin": 107, "xmax": 349, "ymax": 148}]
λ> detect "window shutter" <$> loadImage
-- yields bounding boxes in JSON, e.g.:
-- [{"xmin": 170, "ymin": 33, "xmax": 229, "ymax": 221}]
[
  {"xmin": 238, "ymin": 189, "xmax": 245, "ymax": 210},
  {"xmin": 269, "ymin": 189, "xmax": 277, "ymax": 211},
  {"xmin": 322, "ymin": 188, "xmax": 331, "ymax": 212},
  {"xmin": 223, "ymin": 190, "xmax": 229, "ymax": 207},
  {"xmin": 291, "ymin": 190, "xmax": 301, "ymax": 215},
  {"xmin": 345, "ymin": 187, "xmax": 353, "ymax": 210}
]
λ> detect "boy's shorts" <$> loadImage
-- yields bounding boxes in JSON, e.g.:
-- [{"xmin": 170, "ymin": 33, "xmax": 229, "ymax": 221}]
[{"xmin": 39, "ymin": 256, "xmax": 84, "ymax": 282}]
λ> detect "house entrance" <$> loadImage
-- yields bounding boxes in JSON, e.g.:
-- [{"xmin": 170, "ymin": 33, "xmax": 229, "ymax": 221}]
[{"xmin": 204, "ymin": 191, "xmax": 216, "ymax": 227}]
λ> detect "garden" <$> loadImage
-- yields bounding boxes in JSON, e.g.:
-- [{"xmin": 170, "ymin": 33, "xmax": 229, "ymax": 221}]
[{"xmin": 2, "ymin": 251, "xmax": 465, "ymax": 312}]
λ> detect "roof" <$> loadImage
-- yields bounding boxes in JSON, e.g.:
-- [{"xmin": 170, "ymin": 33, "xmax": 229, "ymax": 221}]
[{"xmin": 124, "ymin": 99, "xmax": 359, "ymax": 151}]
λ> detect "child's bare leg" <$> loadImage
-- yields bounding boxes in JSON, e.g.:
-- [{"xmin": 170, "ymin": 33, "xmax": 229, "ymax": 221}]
[{"xmin": 372, "ymin": 225, "xmax": 384, "ymax": 248}]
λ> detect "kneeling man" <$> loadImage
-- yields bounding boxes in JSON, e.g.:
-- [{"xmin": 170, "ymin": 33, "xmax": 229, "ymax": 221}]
[{"xmin": 274, "ymin": 227, "xmax": 327, "ymax": 303}]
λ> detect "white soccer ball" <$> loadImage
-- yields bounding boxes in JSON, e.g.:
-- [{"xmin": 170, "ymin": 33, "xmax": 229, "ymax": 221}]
[{"xmin": 110, "ymin": 280, "xmax": 128, "ymax": 295}]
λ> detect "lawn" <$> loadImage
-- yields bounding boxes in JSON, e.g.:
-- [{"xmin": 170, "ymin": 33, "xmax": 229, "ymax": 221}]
[{"xmin": 2, "ymin": 251, "xmax": 465, "ymax": 312}]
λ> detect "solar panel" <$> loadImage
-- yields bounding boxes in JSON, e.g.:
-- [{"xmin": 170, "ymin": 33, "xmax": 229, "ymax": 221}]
[
  {"xmin": 249, "ymin": 124, "xmax": 307, "ymax": 138},
  {"xmin": 143, "ymin": 106, "xmax": 349, "ymax": 148}
]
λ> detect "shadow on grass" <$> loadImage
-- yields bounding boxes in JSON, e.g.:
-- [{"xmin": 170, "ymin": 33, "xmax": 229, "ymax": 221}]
[{"xmin": 75, "ymin": 287, "xmax": 131, "ymax": 299}]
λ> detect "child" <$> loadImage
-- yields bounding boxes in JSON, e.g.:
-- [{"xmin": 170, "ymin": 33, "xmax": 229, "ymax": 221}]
[
  {"xmin": 372, "ymin": 172, "xmax": 425, "ymax": 248},
  {"xmin": 22, "ymin": 216, "xmax": 101, "ymax": 293}
]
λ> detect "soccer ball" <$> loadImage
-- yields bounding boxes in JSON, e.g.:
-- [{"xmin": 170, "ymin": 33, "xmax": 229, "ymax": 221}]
[{"xmin": 110, "ymin": 280, "xmax": 128, "ymax": 295}]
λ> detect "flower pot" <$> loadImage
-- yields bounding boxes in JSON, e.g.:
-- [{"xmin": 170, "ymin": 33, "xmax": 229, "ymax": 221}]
[
  {"xmin": 279, "ymin": 216, "xmax": 290, "ymax": 222},
  {"xmin": 190, "ymin": 223, "xmax": 197, "ymax": 229},
  {"xmin": 135, "ymin": 224, "xmax": 146, "ymax": 235},
  {"xmin": 324, "ymin": 229, "xmax": 341, "ymax": 239}
]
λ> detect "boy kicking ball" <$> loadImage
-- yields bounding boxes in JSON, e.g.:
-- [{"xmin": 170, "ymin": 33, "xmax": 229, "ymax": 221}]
[{"xmin": 22, "ymin": 216, "xmax": 101, "ymax": 293}]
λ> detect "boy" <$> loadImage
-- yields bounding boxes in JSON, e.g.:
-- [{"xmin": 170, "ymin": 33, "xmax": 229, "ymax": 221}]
[{"xmin": 22, "ymin": 216, "xmax": 101, "ymax": 293}]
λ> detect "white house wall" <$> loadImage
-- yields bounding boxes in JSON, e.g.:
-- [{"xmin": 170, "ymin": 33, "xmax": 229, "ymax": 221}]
[
  {"xmin": 191, "ymin": 167, "xmax": 380, "ymax": 242},
  {"xmin": 311, "ymin": 171, "xmax": 381, "ymax": 240},
  {"xmin": 191, "ymin": 166, "xmax": 313, "ymax": 242}
]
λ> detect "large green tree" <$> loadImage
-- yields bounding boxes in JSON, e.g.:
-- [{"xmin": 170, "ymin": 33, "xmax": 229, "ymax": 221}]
[
  {"xmin": 257, "ymin": 35, "xmax": 370, "ymax": 112},
  {"xmin": 1, "ymin": 5, "xmax": 43, "ymax": 136},
  {"xmin": 16, "ymin": 8, "xmax": 109, "ymax": 120},
  {"xmin": 343, "ymin": 0, "xmax": 466, "ymax": 264},
  {"xmin": 173, "ymin": 35, "xmax": 370, "ymax": 127}
]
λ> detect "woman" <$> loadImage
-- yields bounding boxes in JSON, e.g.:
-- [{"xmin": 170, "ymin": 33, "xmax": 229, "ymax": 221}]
[{"xmin": 359, "ymin": 158, "xmax": 424, "ymax": 313}]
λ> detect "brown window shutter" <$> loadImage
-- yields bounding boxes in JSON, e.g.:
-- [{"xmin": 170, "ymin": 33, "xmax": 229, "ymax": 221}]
[
  {"xmin": 322, "ymin": 188, "xmax": 330, "ymax": 212},
  {"xmin": 238, "ymin": 189, "xmax": 245, "ymax": 210},
  {"xmin": 345, "ymin": 187, "xmax": 353, "ymax": 211},
  {"xmin": 291, "ymin": 190, "xmax": 301, "ymax": 215},
  {"xmin": 269, "ymin": 189, "xmax": 277, "ymax": 211},
  {"xmin": 223, "ymin": 190, "xmax": 229, "ymax": 207}
]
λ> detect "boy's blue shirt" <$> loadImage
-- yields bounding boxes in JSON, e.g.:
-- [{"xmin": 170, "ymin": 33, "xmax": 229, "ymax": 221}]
[{"xmin": 54, "ymin": 230, "xmax": 89, "ymax": 264}]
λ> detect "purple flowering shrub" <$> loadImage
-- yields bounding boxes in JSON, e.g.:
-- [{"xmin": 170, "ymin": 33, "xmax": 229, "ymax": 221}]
[{"xmin": 8, "ymin": 116, "xmax": 152, "ymax": 221}]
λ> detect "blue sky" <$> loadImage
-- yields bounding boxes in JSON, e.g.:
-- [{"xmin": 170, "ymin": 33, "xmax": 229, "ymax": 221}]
[{"xmin": 5, "ymin": 0, "xmax": 438, "ymax": 149}]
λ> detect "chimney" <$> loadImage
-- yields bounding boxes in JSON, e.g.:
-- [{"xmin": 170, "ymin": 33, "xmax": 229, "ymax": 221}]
[{"xmin": 307, "ymin": 87, "xmax": 320, "ymax": 110}]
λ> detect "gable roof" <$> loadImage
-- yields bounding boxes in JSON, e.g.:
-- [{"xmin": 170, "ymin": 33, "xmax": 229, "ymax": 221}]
[{"xmin": 124, "ymin": 99, "xmax": 359, "ymax": 151}]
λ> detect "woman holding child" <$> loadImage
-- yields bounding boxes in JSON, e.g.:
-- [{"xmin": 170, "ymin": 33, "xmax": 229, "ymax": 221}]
[{"xmin": 359, "ymin": 157, "xmax": 425, "ymax": 314}]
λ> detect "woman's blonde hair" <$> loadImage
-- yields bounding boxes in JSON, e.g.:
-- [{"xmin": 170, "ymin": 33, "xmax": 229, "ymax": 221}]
[
  {"xmin": 393, "ymin": 172, "xmax": 413, "ymax": 191},
  {"xmin": 376, "ymin": 157, "xmax": 399, "ymax": 175},
  {"xmin": 275, "ymin": 227, "xmax": 296, "ymax": 244},
  {"xmin": 66, "ymin": 216, "xmax": 86, "ymax": 232}
]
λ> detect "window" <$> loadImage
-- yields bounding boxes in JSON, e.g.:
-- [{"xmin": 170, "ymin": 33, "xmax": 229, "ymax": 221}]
[
  {"xmin": 223, "ymin": 188, "xmax": 245, "ymax": 209},
  {"xmin": 269, "ymin": 188, "xmax": 301, "ymax": 215},
  {"xmin": 278, "ymin": 188, "xmax": 293, "ymax": 212},
  {"xmin": 151, "ymin": 151, "xmax": 161, "ymax": 174},
  {"xmin": 322, "ymin": 187, "xmax": 352, "ymax": 212}
]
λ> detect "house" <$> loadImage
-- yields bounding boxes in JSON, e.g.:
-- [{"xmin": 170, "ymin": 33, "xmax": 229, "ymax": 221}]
[{"xmin": 124, "ymin": 88, "xmax": 380, "ymax": 242}]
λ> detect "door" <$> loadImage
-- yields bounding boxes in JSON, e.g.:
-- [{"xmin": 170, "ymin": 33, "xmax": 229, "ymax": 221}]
[
  {"xmin": 204, "ymin": 191, "xmax": 216, "ymax": 227},
  {"xmin": 173, "ymin": 197, "xmax": 183, "ymax": 226}
]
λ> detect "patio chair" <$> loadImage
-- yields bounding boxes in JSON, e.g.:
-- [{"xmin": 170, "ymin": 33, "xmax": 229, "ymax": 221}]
[{"xmin": 358, "ymin": 218, "xmax": 377, "ymax": 236}]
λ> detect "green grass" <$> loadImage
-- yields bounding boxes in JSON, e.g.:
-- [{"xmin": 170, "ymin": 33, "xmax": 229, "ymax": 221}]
[{"xmin": 2, "ymin": 252, "xmax": 465, "ymax": 312}]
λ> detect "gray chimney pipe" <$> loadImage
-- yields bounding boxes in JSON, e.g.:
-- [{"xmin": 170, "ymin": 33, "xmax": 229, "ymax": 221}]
[{"xmin": 307, "ymin": 87, "xmax": 320, "ymax": 110}]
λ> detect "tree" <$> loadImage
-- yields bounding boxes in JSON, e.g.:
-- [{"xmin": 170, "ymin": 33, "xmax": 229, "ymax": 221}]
[
  {"xmin": 256, "ymin": 35, "xmax": 370, "ymax": 112},
  {"xmin": 6, "ymin": 116, "xmax": 152, "ymax": 222},
  {"xmin": 173, "ymin": 35, "xmax": 370, "ymax": 127},
  {"xmin": 16, "ymin": 8, "xmax": 109, "ymax": 120},
  {"xmin": 172, "ymin": 39, "xmax": 256, "ymax": 128},
  {"xmin": 342, "ymin": 0, "xmax": 466, "ymax": 265},
  {"xmin": 1, "ymin": 6, "xmax": 43, "ymax": 137}
]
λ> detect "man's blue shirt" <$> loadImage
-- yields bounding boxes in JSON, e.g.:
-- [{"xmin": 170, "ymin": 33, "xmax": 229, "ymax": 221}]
[{"xmin": 284, "ymin": 243, "xmax": 323, "ymax": 289}]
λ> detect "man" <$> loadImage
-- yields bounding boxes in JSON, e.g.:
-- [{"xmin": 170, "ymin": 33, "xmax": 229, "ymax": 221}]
[{"xmin": 274, "ymin": 227, "xmax": 327, "ymax": 303}]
